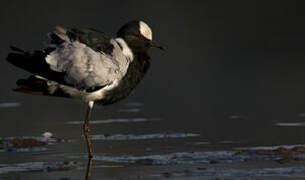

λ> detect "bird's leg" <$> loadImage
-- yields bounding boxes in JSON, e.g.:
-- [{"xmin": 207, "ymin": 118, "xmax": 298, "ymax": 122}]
[{"xmin": 83, "ymin": 101, "xmax": 94, "ymax": 158}]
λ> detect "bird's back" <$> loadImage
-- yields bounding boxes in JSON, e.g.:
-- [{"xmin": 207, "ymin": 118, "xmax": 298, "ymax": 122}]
[{"xmin": 46, "ymin": 27, "xmax": 132, "ymax": 90}]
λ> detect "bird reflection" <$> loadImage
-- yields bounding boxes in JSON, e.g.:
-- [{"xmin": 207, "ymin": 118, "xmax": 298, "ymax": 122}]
[{"xmin": 85, "ymin": 157, "xmax": 93, "ymax": 180}]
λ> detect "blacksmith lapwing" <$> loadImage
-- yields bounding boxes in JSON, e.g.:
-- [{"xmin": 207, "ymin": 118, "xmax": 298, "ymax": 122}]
[{"xmin": 6, "ymin": 20, "xmax": 164, "ymax": 158}]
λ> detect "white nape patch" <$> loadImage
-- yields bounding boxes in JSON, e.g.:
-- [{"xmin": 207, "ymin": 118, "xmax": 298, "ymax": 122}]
[
  {"xmin": 139, "ymin": 21, "xmax": 152, "ymax": 40},
  {"xmin": 115, "ymin": 38, "xmax": 134, "ymax": 61}
]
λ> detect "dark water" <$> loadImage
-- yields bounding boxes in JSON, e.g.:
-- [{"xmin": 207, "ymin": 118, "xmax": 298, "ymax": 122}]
[{"xmin": 1, "ymin": 0, "xmax": 305, "ymax": 179}]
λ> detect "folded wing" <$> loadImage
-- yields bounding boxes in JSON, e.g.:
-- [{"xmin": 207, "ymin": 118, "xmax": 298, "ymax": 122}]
[{"xmin": 7, "ymin": 26, "xmax": 128, "ymax": 93}]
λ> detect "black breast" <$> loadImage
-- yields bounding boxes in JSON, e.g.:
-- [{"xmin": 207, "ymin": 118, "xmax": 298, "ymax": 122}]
[{"xmin": 97, "ymin": 53, "xmax": 150, "ymax": 105}]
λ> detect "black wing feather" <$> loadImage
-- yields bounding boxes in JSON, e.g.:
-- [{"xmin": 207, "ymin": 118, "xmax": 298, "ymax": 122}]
[
  {"xmin": 7, "ymin": 26, "xmax": 115, "ymax": 92},
  {"xmin": 6, "ymin": 47, "xmax": 70, "ymax": 86}
]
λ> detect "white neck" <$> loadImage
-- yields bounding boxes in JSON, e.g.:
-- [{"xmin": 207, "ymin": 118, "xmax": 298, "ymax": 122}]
[{"xmin": 115, "ymin": 38, "xmax": 134, "ymax": 61}]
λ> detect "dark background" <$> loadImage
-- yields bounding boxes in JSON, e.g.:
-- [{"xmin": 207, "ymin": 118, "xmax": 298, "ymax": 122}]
[{"xmin": 1, "ymin": 0, "xmax": 305, "ymax": 147}]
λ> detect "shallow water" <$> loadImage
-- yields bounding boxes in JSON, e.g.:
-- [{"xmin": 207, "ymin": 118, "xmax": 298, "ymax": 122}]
[
  {"xmin": 2, "ymin": 0, "xmax": 305, "ymax": 179},
  {"xmin": 1, "ymin": 100, "xmax": 305, "ymax": 180}
]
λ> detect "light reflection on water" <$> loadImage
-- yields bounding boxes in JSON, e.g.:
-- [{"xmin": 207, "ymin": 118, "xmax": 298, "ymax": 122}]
[
  {"xmin": 90, "ymin": 133, "xmax": 200, "ymax": 141},
  {"xmin": 0, "ymin": 102, "xmax": 21, "ymax": 108},
  {"xmin": 275, "ymin": 122, "xmax": 305, "ymax": 127}
]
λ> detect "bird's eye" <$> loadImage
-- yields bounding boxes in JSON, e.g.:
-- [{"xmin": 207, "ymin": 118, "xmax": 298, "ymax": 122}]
[{"xmin": 134, "ymin": 34, "xmax": 141, "ymax": 38}]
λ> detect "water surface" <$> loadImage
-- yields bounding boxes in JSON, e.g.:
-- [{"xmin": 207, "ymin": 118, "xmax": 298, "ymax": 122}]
[{"xmin": 1, "ymin": 0, "xmax": 305, "ymax": 179}]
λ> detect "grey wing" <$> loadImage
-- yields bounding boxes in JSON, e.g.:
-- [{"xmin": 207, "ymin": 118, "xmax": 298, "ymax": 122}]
[{"xmin": 45, "ymin": 26, "xmax": 126, "ymax": 91}]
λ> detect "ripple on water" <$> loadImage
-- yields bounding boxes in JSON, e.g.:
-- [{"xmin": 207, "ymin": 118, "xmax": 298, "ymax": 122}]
[
  {"xmin": 0, "ymin": 161, "xmax": 78, "ymax": 174},
  {"xmin": 228, "ymin": 115, "xmax": 246, "ymax": 120},
  {"xmin": 193, "ymin": 142, "xmax": 211, "ymax": 145},
  {"xmin": 154, "ymin": 166, "xmax": 305, "ymax": 178},
  {"xmin": 125, "ymin": 102, "xmax": 143, "ymax": 107},
  {"xmin": 66, "ymin": 117, "xmax": 162, "ymax": 125},
  {"xmin": 0, "ymin": 102, "xmax": 21, "ymax": 108},
  {"xmin": 91, "ymin": 133, "xmax": 200, "ymax": 141},
  {"xmin": 117, "ymin": 108, "xmax": 141, "ymax": 113},
  {"xmin": 93, "ymin": 151, "xmax": 239, "ymax": 165},
  {"xmin": 275, "ymin": 122, "xmax": 305, "ymax": 127},
  {"xmin": 92, "ymin": 144, "xmax": 305, "ymax": 165}
]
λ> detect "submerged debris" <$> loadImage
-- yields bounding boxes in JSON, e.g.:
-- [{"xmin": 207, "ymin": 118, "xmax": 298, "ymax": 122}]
[
  {"xmin": 4, "ymin": 138, "xmax": 46, "ymax": 149},
  {"xmin": 0, "ymin": 137, "xmax": 47, "ymax": 152},
  {"xmin": 0, "ymin": 133, "xmax": 65, "ymax": 152},
  {"xmin": 235, "ymin": 146, "xmax": 305, "ymax": 164}
]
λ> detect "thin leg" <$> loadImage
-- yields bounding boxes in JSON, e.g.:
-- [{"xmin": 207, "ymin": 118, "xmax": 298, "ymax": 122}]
[{"xmin": 83, "ymin": 101, "xmax": 94, "ymax": 158}]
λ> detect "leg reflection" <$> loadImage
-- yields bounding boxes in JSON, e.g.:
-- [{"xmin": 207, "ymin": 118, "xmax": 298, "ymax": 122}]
[{"xmin": 85, "ymin": 156, "xmax": 93, "ymax": 180}]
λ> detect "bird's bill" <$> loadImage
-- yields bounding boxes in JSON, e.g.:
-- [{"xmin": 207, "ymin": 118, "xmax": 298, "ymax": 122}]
[{"xmin": 150, "ymin": 41, "xmax": 165, "ymax": 50}]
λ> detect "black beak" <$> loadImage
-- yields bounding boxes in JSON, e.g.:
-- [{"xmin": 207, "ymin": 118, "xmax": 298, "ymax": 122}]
[{"xmin": 150, "ymin": 41, "xmax": 165, "ymax": 51}]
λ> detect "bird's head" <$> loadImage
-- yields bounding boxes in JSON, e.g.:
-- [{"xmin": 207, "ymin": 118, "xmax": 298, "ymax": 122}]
[{"xmin": 117, "ymin": 21, "xmax": 164, "ymax": 53}]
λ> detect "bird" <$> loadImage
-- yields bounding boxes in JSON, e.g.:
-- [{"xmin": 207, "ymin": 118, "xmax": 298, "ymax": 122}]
[{"xmin": 6, "ymin": 20, "xmax": 164, "ymax": 158}]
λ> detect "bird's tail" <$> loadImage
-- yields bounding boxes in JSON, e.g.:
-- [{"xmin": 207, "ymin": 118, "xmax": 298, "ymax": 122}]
[
  {"xmin": 6, "ymin": 45, "xmax": 70, "ymax": 87},
  {"xmin": 6, "ymin": 46, "xmax": 72, "ymax": 98},
  {"xmin": 13, "ymin": 75, "xmax": 71, "ymax": 98},
  {"xmin": 6, "ymin": 46, "xmax": 48, "ymax": 95},
  {"xmin": 6, "ymin": 46, "xmax": 49, "ymax": 75}
]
